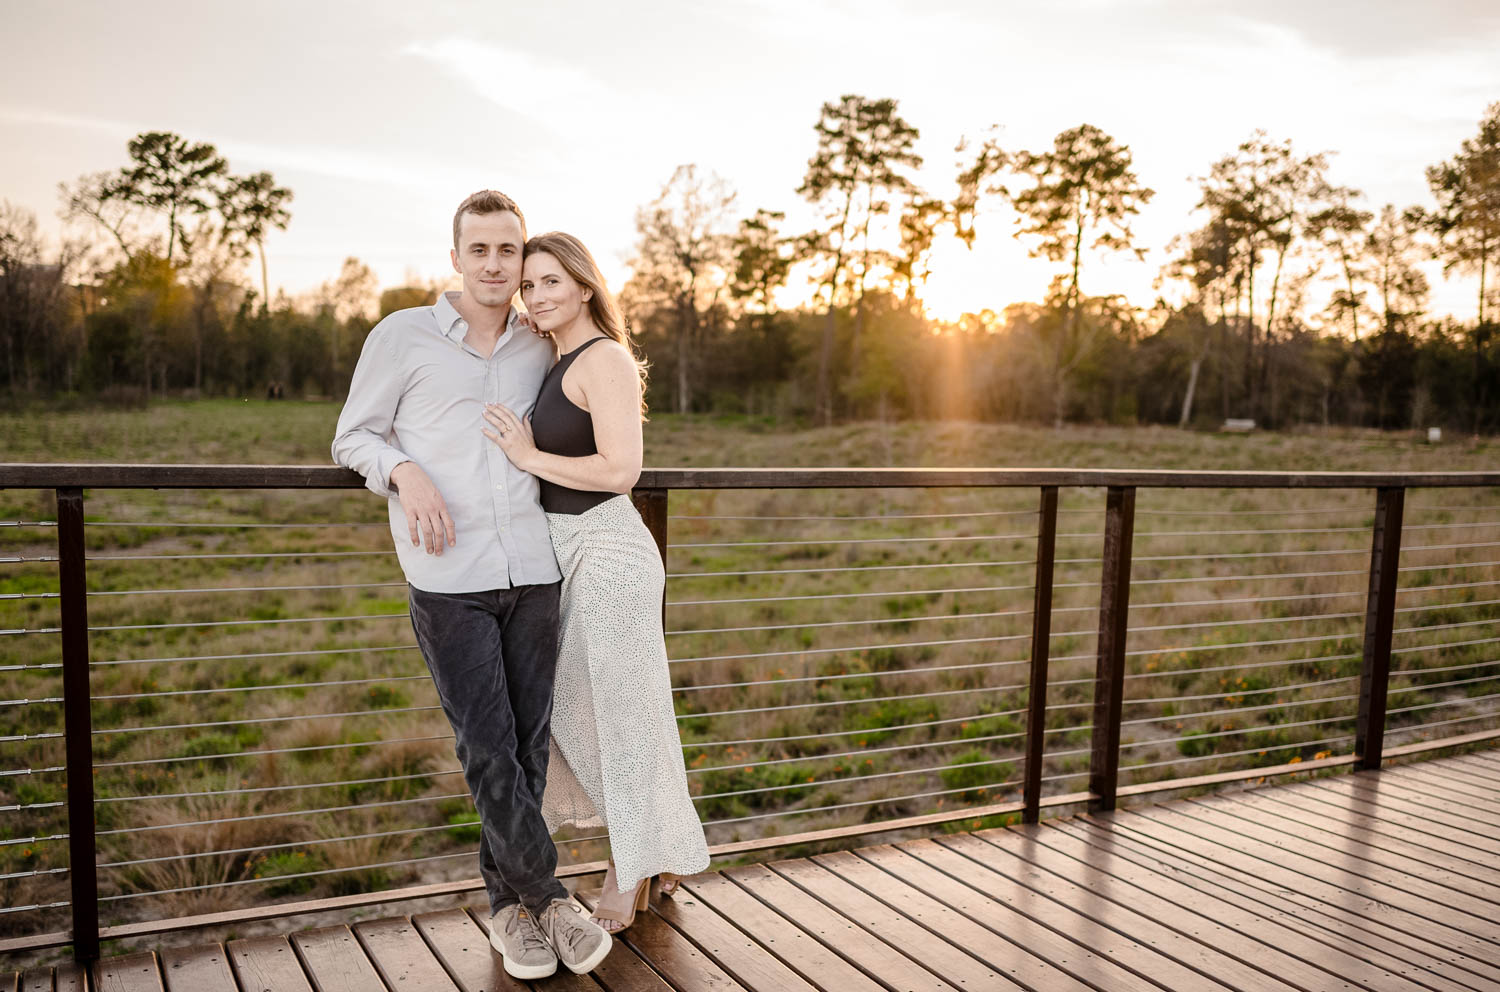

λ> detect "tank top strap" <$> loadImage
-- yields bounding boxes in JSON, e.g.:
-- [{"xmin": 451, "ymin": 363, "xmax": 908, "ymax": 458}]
[{"xmin": 556, "ymin": 335, "xmax": 608, "ymax": 370}]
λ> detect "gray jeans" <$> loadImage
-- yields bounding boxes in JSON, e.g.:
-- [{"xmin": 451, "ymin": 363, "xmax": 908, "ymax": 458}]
[{"xmin": 408, "ymin": 582, "xmax": 569, "ymax": 915}]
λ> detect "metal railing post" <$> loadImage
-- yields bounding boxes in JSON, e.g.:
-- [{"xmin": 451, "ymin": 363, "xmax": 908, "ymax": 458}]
[
  {"xmin": 1022, "ymin": 486, "xmax": 1058, "ymax": 823},
  {"xmin": 632, "ymin": 487, "xmax": 669, "ymax": 623},
  {"xmin": 1356, "ymin": 486, "xmax": 1405, "ymax": 771},
  {"xmin": 1088, "ymin": 486, "xmax": 1136, "ymax": 812},
  {"xmin": 55, "ymin": 487, "xmax": 99, "ymax": 963}
]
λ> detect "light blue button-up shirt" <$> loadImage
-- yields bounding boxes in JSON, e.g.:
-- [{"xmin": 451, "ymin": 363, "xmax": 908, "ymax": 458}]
[{"xmin": 332, "ymin": 291, "xmax": 561, "ymax": 593}]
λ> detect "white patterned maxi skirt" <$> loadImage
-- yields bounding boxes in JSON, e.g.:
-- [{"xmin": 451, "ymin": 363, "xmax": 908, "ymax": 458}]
[{"xmin": 540, "ymin": 495, "xmax": 710, "ymax": 894}]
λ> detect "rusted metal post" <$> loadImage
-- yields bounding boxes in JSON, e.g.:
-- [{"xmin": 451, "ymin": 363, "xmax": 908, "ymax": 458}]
[
  {"xmin": 1023, "ymin": 487, "xmax": 1059, "ymax": 823},
  {"xmin": 1088, "ymin": 486, "xmax": 1136, "ymax": 812},
  {"xmin": 56, "ymin": 487, "xmax": 99, "ymax": 963},
  {"xmin": 1356, "ymin": 486, "xmax": 1405, "ymax": 771},
  {"xmin": 632, "ymin": 487, "xmax": 669, "ymax": 624}
]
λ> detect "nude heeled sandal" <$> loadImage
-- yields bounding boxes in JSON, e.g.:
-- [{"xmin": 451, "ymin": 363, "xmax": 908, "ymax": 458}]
[{"xmin": 590, "ymin": 861, "xmax": 651, "ymax": 933}]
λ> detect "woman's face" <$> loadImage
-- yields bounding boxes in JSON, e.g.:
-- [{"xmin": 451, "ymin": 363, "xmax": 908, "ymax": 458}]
[{"xmin": 521, "ymin": 251, "xmax": 591, "ymax": 333}]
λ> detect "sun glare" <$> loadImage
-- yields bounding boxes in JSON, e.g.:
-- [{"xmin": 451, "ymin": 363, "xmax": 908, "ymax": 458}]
[{"xmin": 919, "ymin": 237, "xmax": 1054, "ymax": 323}]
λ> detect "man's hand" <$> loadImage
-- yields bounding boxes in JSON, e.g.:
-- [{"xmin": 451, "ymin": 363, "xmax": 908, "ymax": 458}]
[
  {"xmin": 515, "ymin": 310, "xmax": 549, "ymax": 338},
  {"xmin": 390, "ymin": 462, "xmax": 456, "ymax": 555}
]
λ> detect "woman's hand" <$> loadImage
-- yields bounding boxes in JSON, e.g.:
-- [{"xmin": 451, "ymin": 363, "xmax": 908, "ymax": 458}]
[{"xmin": 482, "ymin": 403, "xmax": 538, "ymax": 469}]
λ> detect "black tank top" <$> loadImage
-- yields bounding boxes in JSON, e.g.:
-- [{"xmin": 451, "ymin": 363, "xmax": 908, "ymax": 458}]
[{"xmin": 531, "ymin": 336, "xmax": 616, "ymax": 514}]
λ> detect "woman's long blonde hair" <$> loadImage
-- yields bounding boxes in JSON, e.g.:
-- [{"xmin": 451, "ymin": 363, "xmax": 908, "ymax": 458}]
[{"xmin": 525, "ymin": 232, "xmax": 649, "ymax": 416}]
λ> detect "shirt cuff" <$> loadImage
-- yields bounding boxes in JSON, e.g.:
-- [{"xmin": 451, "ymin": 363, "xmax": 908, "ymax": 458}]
[{"xmin": 369, "ymin": 450, "xmax": 410, "ymax": 500}]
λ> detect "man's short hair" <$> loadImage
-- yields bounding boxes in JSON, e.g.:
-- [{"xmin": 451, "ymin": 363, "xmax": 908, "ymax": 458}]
[{"xmin": 452, "ymin": 190, "xmax": 527, "ymax": 249}]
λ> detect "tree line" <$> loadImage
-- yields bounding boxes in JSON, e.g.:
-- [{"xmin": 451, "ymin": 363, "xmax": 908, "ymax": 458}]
[{"xmin": 3, "ymin": 101, "xmax": 1498, "ymax": 432}]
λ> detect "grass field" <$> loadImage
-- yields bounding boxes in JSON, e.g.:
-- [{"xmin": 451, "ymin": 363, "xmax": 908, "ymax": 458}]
[{"xmin": 2, "ymin": 399, "xmax": 1498, "ymax": 952}]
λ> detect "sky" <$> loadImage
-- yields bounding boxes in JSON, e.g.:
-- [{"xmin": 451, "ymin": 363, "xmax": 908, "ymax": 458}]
[{"xmin": 3, "ymin": 0, "xmax": 1498, "ymax": 323}]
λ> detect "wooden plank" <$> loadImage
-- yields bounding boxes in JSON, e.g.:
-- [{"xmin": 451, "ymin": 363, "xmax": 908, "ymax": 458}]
[
  {"xmin": 1384, "ymin": 765, "xmax": 1500, "ymax": 810},
  {"xmin": 229, "ymin": 935, "xmax": 315, "ymax": 992},
  {"xmin": 1284, "ymin": 778, "xmax": 1500, "ymax": 856},
  {"xmin": 160, "ymin": 944, "xmax": 237, "ymax": 992},
  {"xmin": 679, "ymin": 872, "xmax": 882, "ymax": 992},
  {"xmin": 766, "ymin": 856, "xmax": 1018, "ymax": 990},
  {"xmin": 1175, "ymin": 797, "xmax": 1500, "ymax": 923},
  {"xmin": 1055, "ymin": 816, "xmax": 1500, "ymax": 992},
  {"xmin": 1445, "ymin": 755, "xmax": 1500, "ymax": 781},
  {"xmin": 996, "ymin": 822, "xmax": 1441, "ymax": 992},
  {"xmin": 290, "ymin": 926, "xmax": 389, "ymax": 992},
  {"xmin": 51, "ymin": 964, "xmax": 85, "ymax": 992},
  {"xmin": 577, "ymin": 941, "xmax": 670, "ymax": 992},
  {"xmin": 1128, "ymin": 798, "xmax": 1494, "ymax": 942},
  {"xmin": 636, "ymin": 878, "xmax": 819, "ymax": 992},
  {"xmin": 939, "ymin": 830, "xmax": 1350, "ymax": 992},
  {"xmin": 1, "ymin": 972, "xmax": 17, "ymax": 992},
  {"xmin": 883, "ymin": 838, "xmax": 1245, "ymax": 992},
  {"xmin": 94, "ymin": 952, "xmax": 162, "ymax": 992},
  {"xmin": 725, "ymin": 862, "xmax": 962, "ymax": 992},
  {"xmin": 353, "ymin": 917, "xmax": 460, "ymax": 992},
  {"xmin": 1208, "ymin": 790, "xmax": 1500, "ymax": 894},
  {"xmin": 1464, "ymin": 749, "xmax": 1500, "ymax": 767},
  {"xmin": 821, "ymin": 848, "xmax": 1107, "ymax": 992},
  {"xmin": 574, "ymin": 886, "xmax": 744, "ymax": 992},
  {"xmin": 1114, "ymin": 805, "xmax": 1500, "ymax": 965},
  {"xmin": 411, "ymin": 909, "xmax": 529, "ymax": 992},
  {"xmin": 1326, "ymin": 774, "xmax": 1500, "ymax": 835},
  {"xmin": 1237, "ymin": 787, "xmax": 1500, "ymax": 882},
  {"xmin": 18, "ymin": 968, "xmax": 52, "ymax": 992}
]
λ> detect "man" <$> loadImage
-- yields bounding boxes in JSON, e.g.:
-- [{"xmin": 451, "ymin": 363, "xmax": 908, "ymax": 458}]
[{"xmin": 332, "ymin": 190, "xmax": 610, "ymax": 979}]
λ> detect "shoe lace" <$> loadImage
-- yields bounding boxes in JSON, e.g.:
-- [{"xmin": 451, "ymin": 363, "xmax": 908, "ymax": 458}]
[
  {"xmin": 541, "ymin": 901, "xmax": 590, "ymax": 954},
  {"xmin": 504, "ymin": 906, "xmax": 551, "ymax": 955}
]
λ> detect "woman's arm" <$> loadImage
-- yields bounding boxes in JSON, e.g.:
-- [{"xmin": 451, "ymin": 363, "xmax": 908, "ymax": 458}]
[{"xmin": 483, "ymin": 342, "xmax": 643, "ymax": 494}]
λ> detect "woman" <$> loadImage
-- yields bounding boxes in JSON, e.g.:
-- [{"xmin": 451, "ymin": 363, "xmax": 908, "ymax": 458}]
[{"xmin": 481, "ymin": 232, "xmax": 709, "ymax": 933}]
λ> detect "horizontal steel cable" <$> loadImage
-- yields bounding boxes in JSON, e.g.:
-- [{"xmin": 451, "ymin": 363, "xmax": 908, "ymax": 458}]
[
  {"xmin": 1386, "ymin": 711, "xmax": 1500, "ymax": 735},
  {"xmin": 84, "ymin": 580, "xmax": 408, "ymax": 598},
  {"xmin": 0, "ymin": 732, "xmax": 63, "ymax": 744},
  {"xmin": 1392, "ymin": 635, "xmax": 1500, "ymax": 655},
  {"xmin": 666, "ymin": 607, "xmax": 1033, "ymax": 638},
  {"xmin": 91, "ymin": 703, "xmax": 442, "ymax": 736},
  {"xmin": 0, "ymin": 765, "xmax": 65, "ymax": 778},
  {"xmin": 0, "ymin": 900, "xmax": 68, "ymax": 916},
  {"xmin": 0, "ymin": 832, "xmax": 68, "ymax": 848},
  {"xmin": 692, "ymin": 754, "xmax": 1021, "ymax": 802},
  {"xmin": 95, "ymin": 673, "xmax": 431, "ymax": 702},
  {"xmin": 1392, "ymin": 616, "xmax": 1500, "ymax": 638},
  {"xmin": 94, "ymin": 767, "xmax": 463, "ymax": 804},
  {"xmin": 85, "ymin": 550, "xmax": 390, "ymax": 562},
  {"xmin": 1391, "ymin": 657, "xmax": 1500, "ymax": 678},
  {"xmin": 98, "ymin": 819, "xmax": 492, "ymax": 870},
  {"xmin": 682, "ymin": 704, "xmax": 1054, "ymax": 749},
  {"xmin": 1386, "ymin": 692, "xmax": 1500, "ymax": 717},
  {"xmin": 92, "ymin": 644, "xmax": 419, "ymax": 668},
  {"xmin": 701, "ymin": 778, "xmax": 1023, "ymax": 828},
  {"xmin": 676, "ymin": 509, "xmax": 1040, "ymax": 521},
  {"xmin": 679, "ymin": 691, "xmax": 1028, "ymax": 722},
  {"xmin": 1120, "ymin": 734, "xmax": 1355, "ymax": 773},
  {"xmin": 0, "ymin": 696, "xmax": 62, "ymax": 708},
  {"xmin": 1386, "ymin": 673, "xmax": 1499, "ymax": 695},
  {"xmin": 98, "ymin": 850, "xmax": 477, "ymax": 903},
  {"xmin": 2, "ymin": 800, "xmax": 64, "ymax": 813},
  {"xmin": 675, "ymin": 657, "xmax": 1032, "ymax": 694},
  {"xmin": 81, "ymin": 612, "xmax": 409, "ymax": 634},
  {"xmin": 1116, "ymin": 710, "xmax": 1356, "ymax": 745},
  {"xmin": 668, "ymin": 632, "xmax": 1040, "ymax": 666},
  {"xmin": 671, "ymin": 531, "xmax": 1046, "ymax": 550},
  {"xmin": 0, "ymin": 867, "xmax": 68, "ymax": 883},
  {"xmin": 94, "ymin": 734, "xmax": 453, "ymax": 770},
  {"xmin": 1126, "ymin": 610, "xmax": 1362, "ymax": 636},
  {"xmin": 94, "ymin": 792, "xmax": 471, "ymax": 836},
  {"xmin": 1127, "ymin": 652, "xmax": 1360, "ymax": 681},
  {"xmin": 1121, "ymin": 674, "xmax": 1357, "ymax": 707},
  {"xmin": 84, "ymin": 520, "xmax": 383, "ymax": 529},
  {"xmin": 685, "ymin": 728, "xmax": 1028, "ymax": 776},
  {"xmin": 1120, "ymin": 693, "xmax": 1358, "ymax": 728},
  {"xmin": 667, "ymin": 557, "xmax": 1078, "ymax": 580}
]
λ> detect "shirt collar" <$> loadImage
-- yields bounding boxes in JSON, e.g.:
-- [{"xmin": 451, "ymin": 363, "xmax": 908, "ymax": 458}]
[{"xmin": 434, "ymin": 291, "xmax": 522, "ymax": 344}]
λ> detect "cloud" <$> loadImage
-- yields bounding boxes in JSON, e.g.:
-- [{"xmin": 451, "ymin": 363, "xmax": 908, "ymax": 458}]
[{"xmin": 401, "ymin": 38, "xmax": 629, "ymax": 128}]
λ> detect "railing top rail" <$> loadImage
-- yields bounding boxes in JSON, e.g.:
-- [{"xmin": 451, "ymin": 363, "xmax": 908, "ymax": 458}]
[{"xmin": 3, "ymin": 463, "xmax": 1500, "ymax": 490}]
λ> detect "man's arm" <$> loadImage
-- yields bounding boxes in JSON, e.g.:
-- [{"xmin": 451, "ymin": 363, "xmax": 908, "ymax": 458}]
[
  {"xmin": 331, "ymin": 321, "xmax": 456, "ymax": 555},
  {"xmin": 331, "ymin": 322, "xmax": 411, "ymax": 499}
]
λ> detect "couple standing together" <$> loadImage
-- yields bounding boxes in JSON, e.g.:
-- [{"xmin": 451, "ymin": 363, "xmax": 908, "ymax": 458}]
[{"xmin": 332, "ymin": 190, "xmax": 708, "ymax": 979}]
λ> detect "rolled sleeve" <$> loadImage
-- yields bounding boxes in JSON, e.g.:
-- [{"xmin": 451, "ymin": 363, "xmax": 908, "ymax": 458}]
[{"xmin": 332, "ymin": 322, "xmax": 410, "ymax": 499}]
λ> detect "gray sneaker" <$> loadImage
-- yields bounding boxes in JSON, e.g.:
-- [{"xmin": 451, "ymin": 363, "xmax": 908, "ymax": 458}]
[
  {"xmin": 538, "ymin": 897, "xmax": 612, "ymax": 974},
  {"xmin": 489, "ymin": 904, "xmax": 558, "ymax": 979}
]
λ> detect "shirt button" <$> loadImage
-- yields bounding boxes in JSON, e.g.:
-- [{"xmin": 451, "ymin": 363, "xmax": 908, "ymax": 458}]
[{"xmin": 495, "ymin": 484, "xmax": 503, "ymax": 490}]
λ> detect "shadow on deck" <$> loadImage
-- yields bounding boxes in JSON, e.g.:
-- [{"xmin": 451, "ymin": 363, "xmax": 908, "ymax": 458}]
[{"xmin": 14, "ymin": 749, "xmax": 1500, "ymax": 992}]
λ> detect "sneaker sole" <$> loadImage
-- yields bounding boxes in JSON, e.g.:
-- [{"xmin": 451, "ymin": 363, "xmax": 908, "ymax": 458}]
[
  {"xmin": 490, "ymin": 927, "xmax": 558, "ymax": 979},
  {"xmin": 562, "ymin": 930, "xmax": 613, "ymax": 975}
]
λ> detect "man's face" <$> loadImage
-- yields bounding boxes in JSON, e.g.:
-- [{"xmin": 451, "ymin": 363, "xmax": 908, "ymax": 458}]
[{"xmin": 450, "ymin": 210, "xmax": 525, "ymax": 310}]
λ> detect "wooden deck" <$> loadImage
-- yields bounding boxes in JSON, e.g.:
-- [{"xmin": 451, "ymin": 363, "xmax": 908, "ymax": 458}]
[{"xmin": 12, "ymin": 749, "xmax": 1500, "ymax": 992}]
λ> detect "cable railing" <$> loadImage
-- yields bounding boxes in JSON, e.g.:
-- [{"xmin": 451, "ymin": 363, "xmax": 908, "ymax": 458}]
[{"xmin": 0, "ymin": 464, "xmax": 1498, "ymax": 964}]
